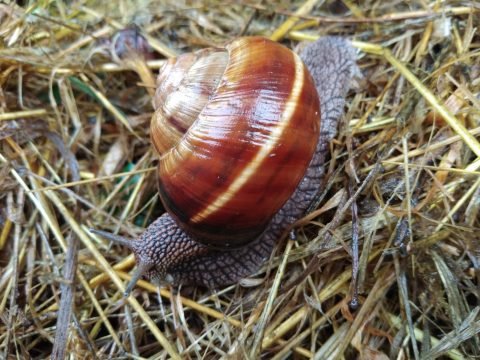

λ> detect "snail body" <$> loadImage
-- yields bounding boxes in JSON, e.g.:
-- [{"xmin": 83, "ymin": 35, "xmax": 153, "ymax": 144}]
[{"xmin": 92, "ymin": 36, "xmax": 357, "ymax": 291}]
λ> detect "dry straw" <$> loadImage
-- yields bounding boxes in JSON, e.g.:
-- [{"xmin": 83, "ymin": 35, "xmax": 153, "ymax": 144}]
[{"xmin": 1, "ymin": 1, "xmax": 479, "ymax": 359}]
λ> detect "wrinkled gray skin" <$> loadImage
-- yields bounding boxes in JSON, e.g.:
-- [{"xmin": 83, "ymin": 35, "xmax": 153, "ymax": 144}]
[{"xmin": 122, "ymin": 37, "xmax": 357, "ymax": 289}]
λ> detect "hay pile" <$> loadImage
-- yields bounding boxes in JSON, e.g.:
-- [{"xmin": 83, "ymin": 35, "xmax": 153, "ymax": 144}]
[{"xmin": 1, "ymin": 1, "xmax": 479, "ymax": 358}]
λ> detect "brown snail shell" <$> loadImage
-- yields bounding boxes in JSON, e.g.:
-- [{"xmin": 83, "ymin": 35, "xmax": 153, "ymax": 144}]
[{"xmin": 151, "ymin": 37, "xmax": 321, "ymax": 248}]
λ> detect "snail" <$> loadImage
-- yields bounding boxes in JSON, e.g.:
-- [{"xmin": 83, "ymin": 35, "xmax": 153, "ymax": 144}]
[{"xmin": 91, "ymin": 36, "xmax": 357, "ymax": 294}]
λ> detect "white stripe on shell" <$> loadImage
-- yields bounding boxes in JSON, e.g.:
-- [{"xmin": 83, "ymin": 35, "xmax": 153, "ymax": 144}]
[{"xmin": 191, "ymin": 51, "xmax": 305, "ymax": 224}]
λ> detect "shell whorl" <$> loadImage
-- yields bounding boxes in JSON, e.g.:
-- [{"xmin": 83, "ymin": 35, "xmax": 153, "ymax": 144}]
[
  {"xmin": 151, "ymin": 37, "xmax": 321, "ymax": 248},
  {"xmin": 151, "ymin": 48, "xmax": 229, "ymax": 154}
]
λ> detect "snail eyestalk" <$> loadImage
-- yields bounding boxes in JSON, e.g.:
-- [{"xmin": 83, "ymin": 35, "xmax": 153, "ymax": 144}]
[
  {"xmin": 89, "ymin": 228, "xmax": 149, "ymax": 296},
  {"xmin": 123, "ymin": 262, "xmax": 153, "ymax": 297},
  {"xmin": 89, "ymin": 228, "xmax": 136, "ymax": 249}
]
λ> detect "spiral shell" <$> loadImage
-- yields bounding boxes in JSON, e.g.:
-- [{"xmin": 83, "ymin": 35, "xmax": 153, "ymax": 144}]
[{"xmin": 151, "ymin": 37, "xmax": 321, "ymax": 248}]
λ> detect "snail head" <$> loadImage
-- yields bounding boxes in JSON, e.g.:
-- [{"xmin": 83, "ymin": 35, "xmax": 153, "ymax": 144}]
[{"xmin": 89, "ymin": 221, "xmax": 175, "ymax": 297}]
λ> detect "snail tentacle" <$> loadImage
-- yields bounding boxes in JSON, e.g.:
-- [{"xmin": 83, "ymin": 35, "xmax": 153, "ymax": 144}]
[{"xmin": 89, "ymin": 228, "xmax": 136, "ymax": 249}]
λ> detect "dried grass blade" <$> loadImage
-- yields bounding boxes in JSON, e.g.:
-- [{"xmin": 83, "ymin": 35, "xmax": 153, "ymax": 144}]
[
  {"xmin": 423, "ymin": 307, "xmax": 480, "ymax": 359},
  {"xmin": 42, "ymin": 189, "xmax": 180, "ymax": 359},
  {"xmin": 270, "ymin": 0, "xmax": 320, "ymax": 41},
  {"xmin": 262, "ymin": 266, "xmax": 353, "ymax": 348},
  {"xmin": 330, "ymin": 270, "xmax": 396, "ymax": 357},
  {"xmin": 270, "ymin": 301, "xmax": 343, "ymax": 359},
  {"xmin": 382, "ymin": 49, "xmax": 480, "ymax": 158},
  {"xmin": 431, "ymin": 251, "xmax": 468, "ymax": 327},
  {"xmin": 313, "ymin": 322, "xmax": 350, "ymax": 359},
  {"xmin": 30, "ymin": 167, "xmax": 155, "ymax": 193},
  {"xmin": 434, "ymin": 177, "xmax": 480, "ymax": 232},
  {"xmin": 394, "ymin": 255, "xmax": 420, "ymax": 360},
  {"xmin": 69, "ymin": 76, "xmax": 141, "ymax": 140},
  {"xmin": 0, "ymin": 109, "xmax": 47, "ymax": 121},
  {"xmin": 114, "ymin": 272, "xmax": 242, "ymax": 328},
  {"xmin": 249, "ymin": 239, "xmax": 294, "ymax": 357},
  {"xmin": 77, "ymin": 273, "xmax": 124, "ymax": 350}
]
